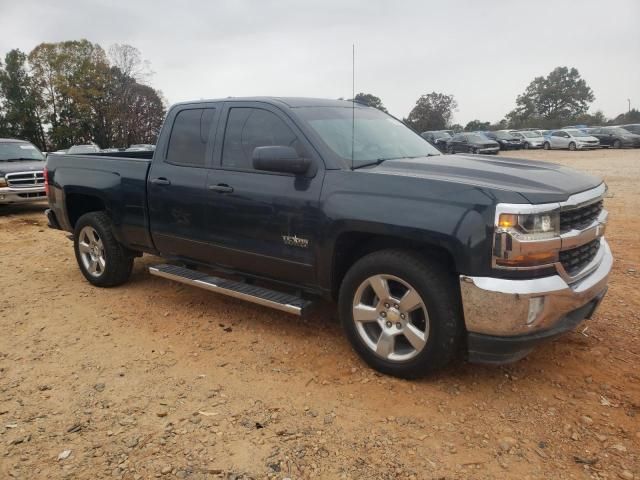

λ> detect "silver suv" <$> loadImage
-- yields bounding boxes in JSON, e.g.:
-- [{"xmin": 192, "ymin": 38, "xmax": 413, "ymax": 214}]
[{"xmin": 0, "ymin": 139, "xmax": 47, "ymax": 205}]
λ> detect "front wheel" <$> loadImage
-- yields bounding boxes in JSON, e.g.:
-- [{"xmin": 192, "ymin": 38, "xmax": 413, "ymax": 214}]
[
  {"xmin": 468, "ymin": 146, "xmax": 477, "ymax": 154},
  {"xmin": 569, "ymin": 142, "xmax": 577, "ymax": 151},
  {"xmin": 613, "ymin": 140, "xmax": 621, "ymax": 149},
  {"xmin": 338, "ymin": 249, "xmax": 462, "ymax": 378},
  {"xmin": 74, "ymin": 212, "xmax": 134, "ymax": 287},
  {"xmin": 447, "ymin": 146, "xmax": 455, "ymax": 154},
  {"xmin": 523, "ymin": 142, "xmax": 530, "ymax": 149},
  {"xmin": 543, "ymin": 142, "xmax": 551, "ymax": 150}
]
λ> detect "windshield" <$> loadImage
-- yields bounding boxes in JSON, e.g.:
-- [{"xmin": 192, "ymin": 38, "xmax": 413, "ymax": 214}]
[
  {"xmin": 520, "ymin": 131, "xmax": 539, "ymax": 138},
  {"xmin": 433, "ymin": 131, "xmax": 451, "ymax": 140},
  {"xmin": 496, "ymin": 131, "xmax": 516, "ymax": 140},
  {"xmin": 467, "ymin": 134, "xmax": 488, "ymax": 142},
  {"xmin": 296, "ymin": 106, "xmax": 441, "ymax": 168},
  {"xmin": 0, "ymin": 142, "xmax": 45, "ymax": 162},
  {"xmin": 566, "ymin": 129, "xmax": 590, "ymax": 137}
]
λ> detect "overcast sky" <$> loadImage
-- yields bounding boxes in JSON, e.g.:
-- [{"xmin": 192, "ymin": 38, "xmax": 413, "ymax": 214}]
[{"xmin": 1, "ymin": 0, "xmax": 638, "ymax": 124}]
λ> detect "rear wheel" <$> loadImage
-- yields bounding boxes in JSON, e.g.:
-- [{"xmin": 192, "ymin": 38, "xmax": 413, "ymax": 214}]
[
  {"xmin": 524, "ymin": 142, "xmax": 530, "ymax": 149},
  {"xmin": 468, "ymin": 146, "xmax": 477, "ymax": 154},
  {"xmin": 569, "ymin": 142, "xmax": 577, "ymax": 151},
  {"xmin": 543, "ymin": 142, "xmax": 551, "ymax": 150},
  {"xmin": 613, "ymin": 139, "xmax": 621, "ymax": 149},
  {"xmin": 447, "ymin": 145, "xmax": 455, "ymax": 154},
  {"xmin": 74, "ymin": 212, "xmax": 134, "ymax": 287},
  {"xmin": 339, "ymin": 249, "xmax": 462, "ymax": 378}
]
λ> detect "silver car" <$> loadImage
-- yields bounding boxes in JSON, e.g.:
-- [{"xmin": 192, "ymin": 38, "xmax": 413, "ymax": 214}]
[
  {"xmin": 510, "ymin": 131, "xmax": 545, "ymax": 149},
  {"xmin": 543, "ymin": 129, "xmax": 600, "ymax": 151}
]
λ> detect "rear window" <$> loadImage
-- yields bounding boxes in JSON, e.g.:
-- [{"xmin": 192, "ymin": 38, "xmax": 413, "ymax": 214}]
[{"xmin": 166, "ymin": 108, "xmax": 216, "ymax": 167}]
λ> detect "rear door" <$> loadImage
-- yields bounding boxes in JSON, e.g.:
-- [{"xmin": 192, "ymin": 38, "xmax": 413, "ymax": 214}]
[
  {"xmin": 202, "ymin": 101, "xmax": 325, "ymax": 286},
  {"xmin": 550, "ymin": 131, "xmax": 566, "ymax": 149},
  {"xmin": 148, "ymin": 104, "xmax": 220, "ymax": 261}
]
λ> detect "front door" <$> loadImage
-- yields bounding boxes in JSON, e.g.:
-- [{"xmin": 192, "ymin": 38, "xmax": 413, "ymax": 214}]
[{"xmin": 203, "ymin": 102, "xmax": 325, "ymax": 286}]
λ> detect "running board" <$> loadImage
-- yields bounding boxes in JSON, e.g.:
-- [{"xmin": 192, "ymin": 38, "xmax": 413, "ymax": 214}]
[{"xmin": 148, "ymin": 264, "xmax": 312, "ymax": 316}]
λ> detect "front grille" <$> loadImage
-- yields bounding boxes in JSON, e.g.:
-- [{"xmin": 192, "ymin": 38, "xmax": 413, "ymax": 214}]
[
  {"xmin": 17, "ymin": 192, "xmax": 46, "ymax": 198},
  {"xmin": 560, "ymin": 200, "xmax": 603, "ymax": 232},
  {"xmin": 6, "ymin": 171, "xmax": 45, "ymax": 188},
  {"xmin": 560, "ymin": 239, "xmax": 600, "ymax": 276}
]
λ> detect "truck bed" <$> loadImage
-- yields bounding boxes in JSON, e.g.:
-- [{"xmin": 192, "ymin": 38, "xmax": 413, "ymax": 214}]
[{"xmin": 46, "ymin": 153, "xmax": 154, "ymax": 252}]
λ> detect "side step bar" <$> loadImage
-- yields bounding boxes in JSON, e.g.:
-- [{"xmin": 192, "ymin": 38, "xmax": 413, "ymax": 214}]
[{"xmin": 149, "ymin": 264, "xmax": 312, "ymax": 316}]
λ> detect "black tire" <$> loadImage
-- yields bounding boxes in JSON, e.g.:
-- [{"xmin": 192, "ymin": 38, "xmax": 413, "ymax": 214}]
[
  {"xmin": 569, "ymin": 142, "xmax": 576, "ymax": 151},
  {"xmin": 73, "ymin": 211, "xmax": 133, "ymax": 287},
  {"xmin": 468, "ymin": 146, "xmax": 476, "ymax": 154},
  {"xmin": 543, "ymin": 142, "xmax": 551, "ymax": 150},
  {"xmin": 524, "ymin": 142, "xmax": 530, "ymax": 149},
  {"xmin": 613, "ymin": 140, "xmax": 621, "ymax": 149},
  {"xmin": 338, "ymin": 249, "xmax": 463, "ymax": 378},
  {"xmin": 447, "ymin": 145, "xmax": 455, "ymax": 154}
]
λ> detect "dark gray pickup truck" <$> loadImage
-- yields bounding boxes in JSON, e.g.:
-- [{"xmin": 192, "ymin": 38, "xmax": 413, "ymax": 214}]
[{"xmin": 45, "ymin": 97, "xmax": 612, "ymax": 377}]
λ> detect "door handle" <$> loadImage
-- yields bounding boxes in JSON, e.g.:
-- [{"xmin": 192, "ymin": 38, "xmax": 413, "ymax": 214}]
[
  {"xmin": 208, "ymin": 184, "xmax": 234, "ymax": 193},
  {"xmin": 151, "ymin": 177, "xmax": 171, "ymax": 186}
]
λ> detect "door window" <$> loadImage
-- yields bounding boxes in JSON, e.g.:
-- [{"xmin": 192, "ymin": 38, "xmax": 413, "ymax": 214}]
[
  {"xmin": 221, "ymin": 108, "xmax": 303, "ymax": 170},
  {"xmin": 166, "ymin": 108, "xmax": 216, "ymax": 167}
]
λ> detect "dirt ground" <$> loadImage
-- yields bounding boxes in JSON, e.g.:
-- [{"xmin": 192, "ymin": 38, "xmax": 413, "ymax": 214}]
[{"xmin": 0, "ymin": 148, "xmax": 638, "ymax": 480}]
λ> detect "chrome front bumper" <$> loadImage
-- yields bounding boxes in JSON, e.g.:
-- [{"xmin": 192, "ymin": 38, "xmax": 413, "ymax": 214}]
[
  {"xmin": 459, "ymin": 238, "xmax": 612, "ymax": 338},
  {"xmin": 0, "ymin": 186, "xmax": 47, "ymax": 204}
]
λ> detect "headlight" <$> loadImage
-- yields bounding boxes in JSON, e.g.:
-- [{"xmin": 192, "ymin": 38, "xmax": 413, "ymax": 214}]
[
  {"xmin": 494, "ymin": 208, "xmax": 561, "ymax": 268},
  {"xmin": 0, "ymin": 177, "xmax": 6, "ymax": 188},
  {"xmin": 498, "ymin": 211, "xmax": 559, "ymax": 240}
]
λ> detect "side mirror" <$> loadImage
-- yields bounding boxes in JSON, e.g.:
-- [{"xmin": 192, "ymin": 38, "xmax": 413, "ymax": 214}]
[{"xmin": 252, "ymin": 146, "xmax": 311, "ymax": 175}]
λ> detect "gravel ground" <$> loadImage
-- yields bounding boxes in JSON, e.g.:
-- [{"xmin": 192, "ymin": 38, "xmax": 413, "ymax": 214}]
[{"xmin": 0, "ymin": 148, "xmax": 638, "ymax": 479}]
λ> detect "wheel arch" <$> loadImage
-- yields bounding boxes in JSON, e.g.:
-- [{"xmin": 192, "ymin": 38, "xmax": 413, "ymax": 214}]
[{"xmin": 329, "ymin": 231, "xmax": 457, "ymax": 301}]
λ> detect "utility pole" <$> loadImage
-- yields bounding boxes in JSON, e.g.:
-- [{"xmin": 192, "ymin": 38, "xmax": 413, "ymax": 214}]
[{"xmin": 628, "ymin": 98, "xmax": 631, "ymax": 113}]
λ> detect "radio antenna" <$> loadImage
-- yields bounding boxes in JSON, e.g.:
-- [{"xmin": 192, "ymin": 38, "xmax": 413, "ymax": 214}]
[{"xmin": 351, "ymin": 43, "xmax": 355, "ymax": 171}]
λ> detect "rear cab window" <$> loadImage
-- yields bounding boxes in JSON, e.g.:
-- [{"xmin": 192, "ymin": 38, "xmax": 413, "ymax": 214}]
[{"xmin": 166, "ymin": 108, "xmax": 216, "ymax": 167}]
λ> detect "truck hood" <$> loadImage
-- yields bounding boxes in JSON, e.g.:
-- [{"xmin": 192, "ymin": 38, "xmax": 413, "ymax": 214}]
[
  {"xmin": 367, "ymin": 154, "xmax": 602, "ymax": 203},
  {"xmin": 0, "ymin": 160, "xmax": 46, "ymax": 176}
]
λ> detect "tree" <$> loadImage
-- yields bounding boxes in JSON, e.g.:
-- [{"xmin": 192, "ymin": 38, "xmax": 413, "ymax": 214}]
[
  {"xmin": 23, "ymin": 40, "xmax": 166, "ymax": 150},
  {"xmin": 404, "ymin": 92, "xmax": 457, "ymax": 132},
  {"xmin": 352, "ymin": 92, "xmax": 388, "ymax": 113},
  {"xmin": 0, "ymin": 49, "xmax": 46, "ymax": 148},
  {"xmin": 464, "ymin": 120, "xmax": 491, "ymax": 131},
  {"xmin": 507, "ymin": 66, "xmax": 594, "ymax": 128},
  {"xmin": 609, "ymin": 108, "xmax": 640, "ymax": 125}
]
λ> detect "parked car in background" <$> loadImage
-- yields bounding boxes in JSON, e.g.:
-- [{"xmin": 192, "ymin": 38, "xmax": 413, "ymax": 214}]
[
  {"xmin": 510, "ymin": 131, "xmax": 545, "ymax": 149},
  {"xmin": 420, "ymin": 130, "xmax": 452, "ymax": 152},
  {"xmin": 446, "ymin": 132, "xmax": 499, "ymax": 154},
  {"xmin": 125, "ymin": 144, "xmax": 156, "ymax": 152},
  {"xmin": 0, "ymin": 138, "xmax": 47, "ymax": 204},
  {"xmin": 68, "ymin": 144, "xmax": 101, "ymax": 154},
  {"xmin": 543, "ymin": 129, "xmax": 600, "ymax": 150},
  {"xmin": 483, "ymin": 131, "xmax": 523, "ymax": 150},
  {"xmin": 621, "ymin": 124, "xmax": 640, "ymax": 135},
  {"xmin": 586, "ymin": 127, "xmax": 640, "ymax": 148}
]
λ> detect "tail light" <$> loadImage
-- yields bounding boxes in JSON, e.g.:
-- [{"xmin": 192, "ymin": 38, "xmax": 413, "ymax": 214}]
[{"xmin": 44, "ymin": 167, "xmax": 50, "ymax": 196}]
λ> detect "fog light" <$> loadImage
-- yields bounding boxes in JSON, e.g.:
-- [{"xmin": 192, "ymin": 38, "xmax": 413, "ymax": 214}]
[{"xmin": 527, "ymin": 297, "xmax": 545, "ymax": 325}]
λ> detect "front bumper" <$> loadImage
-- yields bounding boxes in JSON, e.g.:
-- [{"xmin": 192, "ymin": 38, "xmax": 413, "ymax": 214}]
[
  {"xmin": 478, "ymin": 147, "xmax": 500, "ymax": 154},
  {"xmin": 460, "ymin": 239, "xmax": 612, "ymax": 364},
  {"xmin": 0, "ymin": 186, "xmax": 47, "ymax": 204},
  {"xmin": 576, "ymin": 143, "xmax": 600, "ymax": 150}
]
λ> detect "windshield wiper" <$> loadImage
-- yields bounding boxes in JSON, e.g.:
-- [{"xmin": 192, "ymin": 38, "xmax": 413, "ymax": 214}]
[
  {"xmin": 352, "ymin": 154, "xmax": 438, "ymax": 170},
  {"xmin": 1, "ymin": 157, "xmax": 44, "ymax": 162}
]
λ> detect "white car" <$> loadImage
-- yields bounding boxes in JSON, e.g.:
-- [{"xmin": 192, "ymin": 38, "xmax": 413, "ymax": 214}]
[
  {"xmin": 510, "ymin": 131, "xmax": 545, "ymax": 149},
  {"xmin": 543, "ymin": 129, "xmax": 600, "ymax": 151}
]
